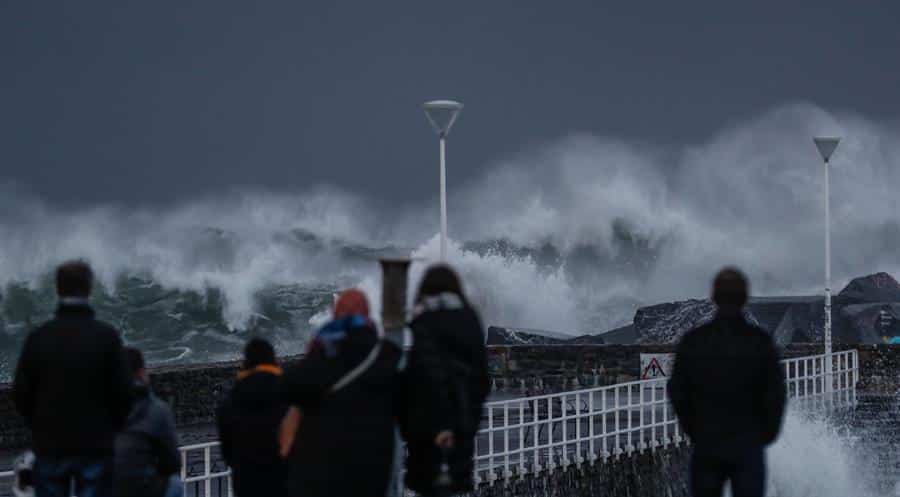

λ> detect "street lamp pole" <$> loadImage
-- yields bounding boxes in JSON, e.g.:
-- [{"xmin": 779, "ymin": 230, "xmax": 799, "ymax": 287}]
[
  {"xmin": 814, "ymin": 136, "xmax": 840, "ymax": 398},
  {"xmin": 424, "ymin": 100, "xmax": 463, "ymax": 261},
  {"xmin": 439, "ymin": 134, "xmax": 448, "ymax": 261}
]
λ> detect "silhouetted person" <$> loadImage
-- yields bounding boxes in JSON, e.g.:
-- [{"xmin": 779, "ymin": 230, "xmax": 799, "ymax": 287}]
[
  {"xmin": 216, "ymin": 338, "xmax": 289, "ymax": 497},
  {"xmin": 281, "ymin": 289, "xmax": 403, "ymax": 497},
  {"xmin": 13, "ymin": 261, "xmax": 133, "ymax": 497},
  {"xmin": 669, "ymin": 268, "xmax": 786, "ymax": 497},
  {"xmin": 114, "ymin": 348, "xmax": 182, "ymax": 497},
  {"xmin": 400, "ymin": 265, "xmax": 489, "ymax": 496}
]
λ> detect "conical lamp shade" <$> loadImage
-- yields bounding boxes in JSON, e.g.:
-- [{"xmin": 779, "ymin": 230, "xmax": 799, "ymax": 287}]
[
  {"xmin": 424, "ymin": 100, "xmax": 463, "ymax": 136},
  {"xmin": 814, "ymin": 137, "xmax": 841, "ymax": 163}
]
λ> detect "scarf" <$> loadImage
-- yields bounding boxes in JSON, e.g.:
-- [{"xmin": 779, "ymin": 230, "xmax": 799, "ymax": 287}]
[{"xmin": 237, "ymin": 364, "xmax": 283, "ymax": 381}]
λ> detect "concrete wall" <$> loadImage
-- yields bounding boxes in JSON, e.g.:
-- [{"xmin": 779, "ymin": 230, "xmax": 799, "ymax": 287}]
[
  {"xmin": 1, "ymin": 344, "xmax": 896, "ymax": 451},
  {"xmin": 472, "ymin": 445, "xmax": 691, "ymax": 497}
]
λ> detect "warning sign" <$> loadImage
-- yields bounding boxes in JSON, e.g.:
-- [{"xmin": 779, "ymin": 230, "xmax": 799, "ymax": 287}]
[{"xmin": 640, "ymin": 353, "xmax": 675, "ymax": 379}]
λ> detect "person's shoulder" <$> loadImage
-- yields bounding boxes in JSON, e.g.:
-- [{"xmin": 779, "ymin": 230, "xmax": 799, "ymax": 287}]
[
  {"xmin": 30, "ymin": 316, "xmax": 65, "ymax": 335},
  {"xmin": 22, "ymin": 318, "xmax": 66, "ymax": 348},
  {"xmin": 26, "ymin": 320, "xmax": 54, "ymax": 339},
  {"xmin": 88, "ymin": 319, "xmax": 124, "ymax": 342},
  {"xmin": 92, "ymin": 319, "xmax": 121, "ymax": 334}
]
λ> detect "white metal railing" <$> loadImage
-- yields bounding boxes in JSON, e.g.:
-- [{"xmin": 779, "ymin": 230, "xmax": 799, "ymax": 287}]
[
  {"xmin": 473, "ymin": 349, "xmax": 859, "ymax": 484},
  {"xmin": 179, "ymin": 442, "xmax": 231, "ymax": 497},
  {"xmin": 475, "ymin": 376, "xmax": 675, "ymax": 484},
  {"xmin": 0, "ymin": 350, "xmax": 859, "ymax": 495},
  {"xmin": 782, "ymin": 349, "xmax": 858, "ymax": 411}
]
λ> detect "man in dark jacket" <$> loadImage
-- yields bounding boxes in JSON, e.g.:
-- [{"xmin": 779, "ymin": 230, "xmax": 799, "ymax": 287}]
[
  {"xmin": 401, "ymin": 265, "xmax": 490, "ymax": 496},
  {"xmin": 216, "ymin": 338, "xmax": 289, "ymax": 497},
  {"xmin": 13, "ymin": 261, "xmax": 133, "ymax": 497},
  {"xmin": 281, "ymin": 289, "xmax": 403, "ymax": 497},
  {"xmin": 668, "ymin": 268, "xmax": 786, "ymax": 497},
  {"xmin": 114, "ymin": 348, "xmax": 182, "ymax": 497}
]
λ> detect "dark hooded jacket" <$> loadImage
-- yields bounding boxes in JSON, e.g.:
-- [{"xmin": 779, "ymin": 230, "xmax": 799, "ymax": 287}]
[
  {"xmin": 13, "ymin": 303, "xmax": 133, "ymax": 457},
  {"xmin": 400, "ymin": 294, "xmax": 490, "ymax": 494},
  {"xmin": 216, "ymin": 365, "xmax": 289, "ymax": 497},
  {"xmin": 668, "ymin": 313, "xmax": 787, "ymax": 454},
  {"xmin": 113, "ymin": 383, "xmax": 180, "ymax": 497},
  {"xmin": 281, "ymin": 316, "xmax": 403, "ymax": 497}
]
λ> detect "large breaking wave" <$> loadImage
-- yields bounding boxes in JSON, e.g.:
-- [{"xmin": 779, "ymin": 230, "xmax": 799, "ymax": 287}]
[{"xmin": 2, "ymin": 103, "xmax": 899, "ymax": 378}]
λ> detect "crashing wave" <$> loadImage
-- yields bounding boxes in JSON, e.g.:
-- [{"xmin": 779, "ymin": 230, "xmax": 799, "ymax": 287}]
[{"xmin": 2, "ymin": 103, "xmax": 900, "ymax": 379}]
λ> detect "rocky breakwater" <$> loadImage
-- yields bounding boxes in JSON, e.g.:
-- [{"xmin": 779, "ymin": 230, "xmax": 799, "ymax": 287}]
[{"xmin": 630, "ymin": 272, "xmax": 900, "ymax": 345}]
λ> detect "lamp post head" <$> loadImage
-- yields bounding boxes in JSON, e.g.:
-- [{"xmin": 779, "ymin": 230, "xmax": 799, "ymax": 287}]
[
  {"xmin": 423, "ymin": 100, "xmax": 463, "ymax": 138},
  {"xmin": 814, "ymin": 137, "xmax": 841, "ymax": 163}
]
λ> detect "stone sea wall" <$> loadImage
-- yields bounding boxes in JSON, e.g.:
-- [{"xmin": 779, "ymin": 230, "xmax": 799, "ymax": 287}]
[
  {"xmin": 472, "ymin": 444, "xmax": 691, "ymax": 497},
  {"xmin": 2, "ymin": 344, "xmax": 899, "ymax": 451}
]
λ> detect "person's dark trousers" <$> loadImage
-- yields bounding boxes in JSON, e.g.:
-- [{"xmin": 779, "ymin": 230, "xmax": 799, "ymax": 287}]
[
  {"xmin": 232, "ymin": 463, "xmax": 287, "ymax": 497},
  {"xmin": 690, "ymin": 445, "xmax": 766, "ymax": 497},
  {"xmin": 33, "ymin": 456, "xmax": 113, "ymax": 497}
]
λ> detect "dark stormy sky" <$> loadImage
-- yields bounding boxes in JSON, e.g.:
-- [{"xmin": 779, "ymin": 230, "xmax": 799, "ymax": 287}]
[{"xmin": 2, "ymin": 1, "xmax": 899, "ymax": 208}]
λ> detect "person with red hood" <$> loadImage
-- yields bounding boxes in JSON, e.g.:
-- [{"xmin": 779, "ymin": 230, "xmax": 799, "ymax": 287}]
[{"xmin": 281, "ymin": 289, "xmax": 404, "ymax": 497}]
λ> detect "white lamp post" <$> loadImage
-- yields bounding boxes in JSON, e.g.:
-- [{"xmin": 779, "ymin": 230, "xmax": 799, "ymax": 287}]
[
  {"xmin": 814, "ymin": 136, "xmax": 840, "ymax": 398},
  {"xmin": 423, "ymin": 100, "xmax": 463, "ymax": 261}
]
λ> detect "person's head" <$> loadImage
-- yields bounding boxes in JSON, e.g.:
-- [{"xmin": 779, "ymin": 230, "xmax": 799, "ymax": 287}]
[
  {"xmin": 415, "ymin": 264, "xmax": 466, "ymax": 304},
  {"xmin": 56, "ymin": 260, "xmax": 93, "ymax": 299},
  {"xmin": 124, "ymin": 347, "xmax": 147, "ymax": 384},
  {"xmin": 333, "ymin": 288, "xmax": 370, "ymax": 320},
  {"xmin": 712, "ymin": 267, "xmax": 749, "ymax": 315},
  {"xmin": 243, "ymin": 337, "xmax": 277, "ymax": 370}
]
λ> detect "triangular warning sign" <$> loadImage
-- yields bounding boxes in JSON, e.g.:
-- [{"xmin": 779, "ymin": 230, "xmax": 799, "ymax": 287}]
[{"xmin": 642, "ymin": 358, "xmax": 666, "ymax": 379}]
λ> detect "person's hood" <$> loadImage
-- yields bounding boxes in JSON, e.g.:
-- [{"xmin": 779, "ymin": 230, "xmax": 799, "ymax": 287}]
[
  {"xmin": 334, "ymin": 289, "xmax": 370, "ymax": 320},
  {"xmin": 232, "ymin": 366, "xmax": 284, "ymax": 410},
  {"xmin": 412, "ymin": 292, "xmax": 465, "ymax": 319}
]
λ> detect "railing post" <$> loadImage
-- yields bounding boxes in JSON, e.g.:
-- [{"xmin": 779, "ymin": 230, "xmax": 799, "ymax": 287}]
[
  {"xmin": 181, "ymin": 448, "xmax": 188, "ymax": 495},
  {"xmin": 561, "ymin": 394, "xmax": 569, "ymax": 468},
  {"xmin": 519, "ymin": 400, "xmax": 526, "ymax": 475},
  {"xmin": 533, "ymin": 398, "xmax": 541, "ymax": 473},
  {"xmin": 503, "ymin": 404, "xmax": 512, "ymax": 480},
  {"xmin": 614, "ymin": 386, "xmax": 623, "ymax": 457},
  {"xmin": 488, "ymin": 405, "xmax": 496, "ymax": 483},
  {"xmin": 639, "ymin": 382, "xmax": 646, "ymax": 452},
  {"xmin": 601, "ymin": 389, "xmax": 610, "ymax": 458},
  {"xmin": 204, "ymin": 446, "xmax": 212, "ymax": 497},
  {"xmin": 589, "ymin": 390, "xmax": 597, "ymax": 462}
]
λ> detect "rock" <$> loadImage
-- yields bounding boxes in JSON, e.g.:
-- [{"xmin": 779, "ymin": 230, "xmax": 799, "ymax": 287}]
[
  {"xmin": 486, "ymin": 326, "xmax": 573, "ymax": 345},
  {"xmin": 837, "ymin": 272, "xmax": 900, "ymax": 305},
  {"xmin": 632, "ymin": 299, "xmax": 759, "ymax": 344}
]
